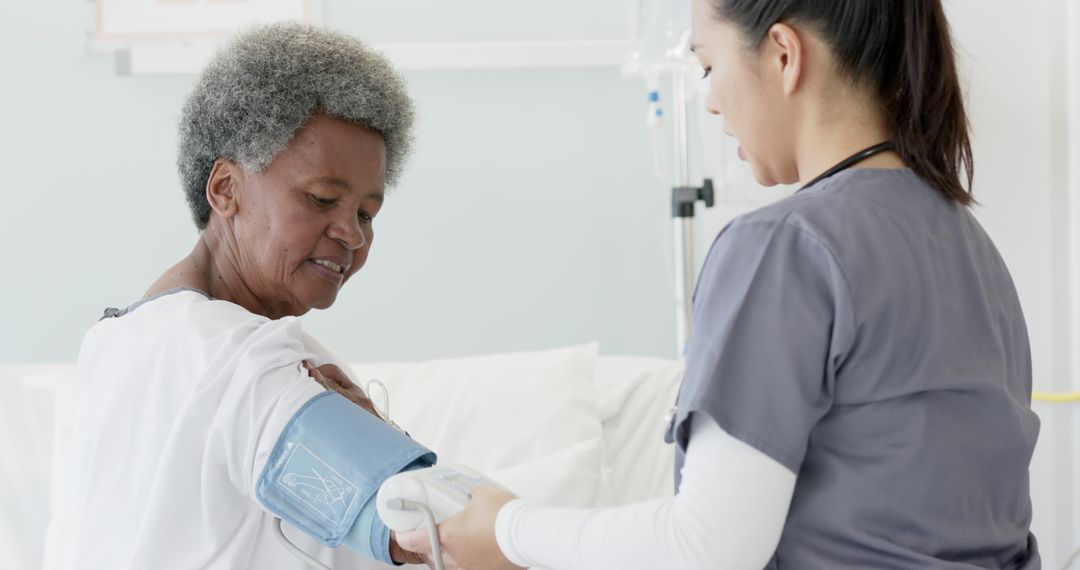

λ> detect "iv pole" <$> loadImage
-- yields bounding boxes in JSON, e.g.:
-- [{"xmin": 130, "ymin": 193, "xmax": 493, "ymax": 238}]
[
  {"xmin": 624, "ymin": 3, "xmax": 714, "ymax": 358},
  {"xmin": 667, "ymin": 46, "xmax": 714, "ymax": 357}
]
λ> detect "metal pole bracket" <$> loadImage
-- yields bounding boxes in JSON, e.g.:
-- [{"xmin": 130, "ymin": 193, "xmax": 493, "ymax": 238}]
[{"xmin": 671, "ymin": 178, "xmax": 715, "ymax": 218}]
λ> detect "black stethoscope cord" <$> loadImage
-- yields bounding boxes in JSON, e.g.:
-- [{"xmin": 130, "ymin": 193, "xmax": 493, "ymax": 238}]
[{"xmin": 798, "ymin": 141, "xmax": 894, "ymax": 192}]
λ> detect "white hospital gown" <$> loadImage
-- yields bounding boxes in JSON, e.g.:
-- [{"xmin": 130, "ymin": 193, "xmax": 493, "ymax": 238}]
[{"xmin": 55, "ymin": 289, "xmax": 389, "ymax": 570}]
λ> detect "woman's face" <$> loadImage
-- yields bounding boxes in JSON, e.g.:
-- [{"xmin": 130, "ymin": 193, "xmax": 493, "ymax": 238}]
[
  {"xmin": 229, "ymin": 115, "xmax": 387, "ymax": 316},
  {"xmin": 690, "ymin": 0, "xmax": 800, "ymax": 186}
]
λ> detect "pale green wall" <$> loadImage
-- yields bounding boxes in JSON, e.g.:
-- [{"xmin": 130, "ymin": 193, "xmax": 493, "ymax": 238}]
[{"xmin": 0, "ymin": 1, "xmax": 676, "ymax": 363}]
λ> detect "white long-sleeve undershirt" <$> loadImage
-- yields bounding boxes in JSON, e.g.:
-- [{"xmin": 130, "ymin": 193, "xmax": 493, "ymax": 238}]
[{"xmin": 494, "ymin": 414, "xmax": 797, "ymax": 570}]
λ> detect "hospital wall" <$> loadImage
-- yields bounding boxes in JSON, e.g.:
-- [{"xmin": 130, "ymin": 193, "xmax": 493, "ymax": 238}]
[
  {"xmin": 958, "ymin": 3, "xmax": 1080, "ymax": 565},
  {"xmin": 0, "ymin": 0, "xmax": 675, "ymax": 365},
  {"xmin": 0, "ymin": 0, "xmax": 1076, "ymax": 566}
]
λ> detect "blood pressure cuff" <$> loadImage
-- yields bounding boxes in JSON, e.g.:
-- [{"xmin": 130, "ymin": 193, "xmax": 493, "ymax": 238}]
[{"xmin": 256, "ymin": 391, "xmax": 437, "ymax": 560}]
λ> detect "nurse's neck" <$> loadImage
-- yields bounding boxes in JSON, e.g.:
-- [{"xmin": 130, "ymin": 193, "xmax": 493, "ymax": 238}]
[{"xmin": 793, "ymin": 87, "xmax": 907, "ymax": 186}]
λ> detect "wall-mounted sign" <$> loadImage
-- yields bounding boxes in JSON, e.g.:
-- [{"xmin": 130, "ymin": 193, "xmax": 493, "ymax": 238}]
[{"xmin": 94, "ymin": 0, "xmax": 319, "ymax": 41}]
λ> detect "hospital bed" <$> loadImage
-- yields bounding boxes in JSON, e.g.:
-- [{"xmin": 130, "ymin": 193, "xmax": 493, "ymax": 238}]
[{"xmin": 0, "ymin": 344, "xmax": 682, "ymax": 569}]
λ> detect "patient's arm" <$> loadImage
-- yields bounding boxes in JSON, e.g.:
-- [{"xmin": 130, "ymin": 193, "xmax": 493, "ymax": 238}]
[{"xmin": 299, "ymin": 363, "xmax": 428, "ymax": 566}]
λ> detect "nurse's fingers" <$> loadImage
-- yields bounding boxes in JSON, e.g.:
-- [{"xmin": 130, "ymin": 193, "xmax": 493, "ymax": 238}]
[
  {"xmin": 396, "ymin": 529, "xmax": 431, "ymax": 554},
  {"xmin": 396, "ymin": 528, "xmax": 463, "ymax": 569},
  {"xmin": 390, "ymin": 531, "xmax": 437, "ymax": 568}
]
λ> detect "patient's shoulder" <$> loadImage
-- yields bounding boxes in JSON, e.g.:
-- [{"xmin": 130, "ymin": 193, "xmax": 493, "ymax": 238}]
[{"xmin": 94, "ymin": 288, "xmax": 284, "ymax": 349}]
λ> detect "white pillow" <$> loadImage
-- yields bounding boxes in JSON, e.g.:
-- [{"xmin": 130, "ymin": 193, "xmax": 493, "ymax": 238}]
[
  {"xmin": 593, "ymin": 356, "xmax": 683, "ymax": 506},
  {"xmin": 349, "ymin": 343, "xmax": 602, "ymax": 509},
  {"xmin": 0, "ymin": 365, "xmax": 77, "ymax": 570}
]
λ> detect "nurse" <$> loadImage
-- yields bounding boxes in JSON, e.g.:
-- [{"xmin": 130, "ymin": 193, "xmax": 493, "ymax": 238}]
[
  {"xmin": 399, "ymin": 0, "xmax": 1041, "ymax": 568},
  {"xmin": 62, "ymin": 23, "xmax": 436, "ymax": 569}
]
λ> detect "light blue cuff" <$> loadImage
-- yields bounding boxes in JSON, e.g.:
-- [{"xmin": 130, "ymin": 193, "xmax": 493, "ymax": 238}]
[
  {"xmin": 347, "ymin": 460, "xmax": 430, "ymax": 564},
  {"xmin": 346, "ymin": 493, "xmax": 394, "ymax": 564},
  {"xmin": 256, "ymin": 391, "xmax": 437, "ymax": 556}
]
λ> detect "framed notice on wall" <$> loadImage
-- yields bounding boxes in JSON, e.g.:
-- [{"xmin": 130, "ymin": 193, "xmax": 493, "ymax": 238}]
[
  {"xmin": 94, "ymin": 0, "xmax": 320, "ymax": 40},
  {"xmin": 90, "ymin": 0, "xmax": 635, "ymax": 73},
  {"xmin": 91, "ymin": 0, "xmax": 322, "ymax": 74}
]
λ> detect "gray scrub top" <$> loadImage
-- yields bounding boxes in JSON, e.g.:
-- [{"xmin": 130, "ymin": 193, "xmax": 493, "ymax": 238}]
[{"xmin": 666, "ymin": 168, "xmax": 1040, "ymax": 568}]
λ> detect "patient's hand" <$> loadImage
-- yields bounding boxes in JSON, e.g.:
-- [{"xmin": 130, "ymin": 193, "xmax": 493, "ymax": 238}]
[
  {"xmin": 303, "ymin": 361, "xmax": 381, "ymax": 418},
  {"xmin": 397, "ymin": 486, "xmax": 523, "ymax": 570}
]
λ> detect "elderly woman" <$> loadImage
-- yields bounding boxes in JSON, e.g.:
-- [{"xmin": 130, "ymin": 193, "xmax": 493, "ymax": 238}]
[{"xmin": 61, "ymin": 23, "xmax": 434, "ymax": 569}]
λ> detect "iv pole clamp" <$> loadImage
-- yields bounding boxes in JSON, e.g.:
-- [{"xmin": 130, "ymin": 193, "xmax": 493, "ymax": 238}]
[{"xmin": 672, "ymin": 179, "xmax": 715, "ymax": 218}]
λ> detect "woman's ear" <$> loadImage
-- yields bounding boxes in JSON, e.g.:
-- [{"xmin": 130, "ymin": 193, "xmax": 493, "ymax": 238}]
[
  {"xmin": 205, "ymin": 159, "xmax": 243, "ymax": 221},
  {"xmin": 765, "ymin": 22, "xmax": 804, "ymax": 96}
]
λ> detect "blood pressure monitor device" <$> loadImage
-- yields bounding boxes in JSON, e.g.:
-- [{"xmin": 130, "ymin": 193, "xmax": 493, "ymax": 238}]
[{"xmin": 376, "ymin": 464, "xmax": 505, "ymax": 532}]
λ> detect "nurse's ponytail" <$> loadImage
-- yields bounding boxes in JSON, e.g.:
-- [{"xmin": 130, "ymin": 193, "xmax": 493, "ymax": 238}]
[
  {"xmin": 890, "ymin": 0, "xmax": 973, "ymax": 205},
  {"xmin": 713, "ymin": 0, "xmax": 975, "ymax": 205}
]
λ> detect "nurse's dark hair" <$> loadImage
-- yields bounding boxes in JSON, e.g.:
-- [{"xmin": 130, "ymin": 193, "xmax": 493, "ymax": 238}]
[{"xmin": 711, "ymin": 0, "xmax": 974, "ymax": 205}]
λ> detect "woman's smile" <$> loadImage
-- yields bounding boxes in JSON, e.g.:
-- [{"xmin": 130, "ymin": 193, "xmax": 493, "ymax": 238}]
[{"xmin": 308, "ymin": 257, "xmax": 348, "ymax": 285}]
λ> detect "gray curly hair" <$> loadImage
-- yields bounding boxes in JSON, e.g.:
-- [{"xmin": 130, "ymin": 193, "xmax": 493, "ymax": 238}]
[{"xmin": 178, "ymin": 22, "xmax": 415, "ymax": 230}]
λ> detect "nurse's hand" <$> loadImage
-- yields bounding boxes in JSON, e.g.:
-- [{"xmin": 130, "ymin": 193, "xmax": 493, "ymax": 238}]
[
  {"xmin": 390, "ymin": 532, "xmax": 435, "ymax": 568},
  {"xmin": 303, "ymin": 361, "xmax": 381, "ymax": 418},
  {"xmin": 396, "ymin": 485, "xmax": 524, "ymax": 570}
]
